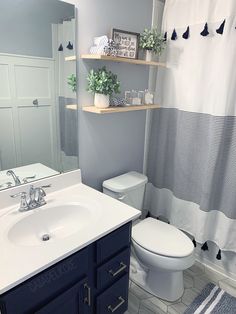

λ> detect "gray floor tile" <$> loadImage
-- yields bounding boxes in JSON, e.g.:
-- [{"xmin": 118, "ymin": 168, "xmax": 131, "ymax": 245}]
[
  {"xmin": 193, "ymin": 274, "xmax": 211, "ymax": 292},
  {"xmin": 181, "ymin": 288, "xmax": 199, "ymax": 306},
  {"xmin": 130, "ymin": 282, "xmax": 153, "ymax": 300},
  {"xmin": 128, "ymin": 291, "xmax": 140, "ymax": 314},
  {"xmin": 167, "ymin": 302, "xmax": 188, "ymax": 314},
  {"xmin": 185, "ymin": 261, "xmax": 205, "ymax": 277},
  {"xmin": 183, "ymin": 273, "xmax": 194, "ymax": 289},
  {"xmin": 140, "ymin": 299, "xmax": 167, "ymax": 314}
]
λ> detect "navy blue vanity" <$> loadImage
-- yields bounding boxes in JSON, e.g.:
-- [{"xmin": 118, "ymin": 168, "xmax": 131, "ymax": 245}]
[{"xmin": 0, "ymin": 222, "xmax": 131, "ymax": 314}]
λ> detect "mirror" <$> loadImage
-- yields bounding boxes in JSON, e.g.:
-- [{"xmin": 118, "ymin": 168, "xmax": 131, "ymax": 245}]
[{"xmin": 0, "ymin": 0, "xmax": 78, "ymax": 191}]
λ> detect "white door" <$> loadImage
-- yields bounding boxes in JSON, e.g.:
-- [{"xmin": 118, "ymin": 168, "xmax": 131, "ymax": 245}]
[{"xmin": 0, "ymin": 54, "xmax": 58, "ymax": 170}]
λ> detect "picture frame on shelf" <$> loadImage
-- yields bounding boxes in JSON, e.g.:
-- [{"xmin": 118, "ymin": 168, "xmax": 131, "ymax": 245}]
[{"xmin": 112, "ymin": 28, "xmax": 139, "ymax": 59}]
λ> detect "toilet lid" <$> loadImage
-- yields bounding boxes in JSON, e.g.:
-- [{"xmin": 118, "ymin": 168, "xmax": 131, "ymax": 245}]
[{"xmin": 132, "ymin": 218, "xmax": 194, "ymax": 258}]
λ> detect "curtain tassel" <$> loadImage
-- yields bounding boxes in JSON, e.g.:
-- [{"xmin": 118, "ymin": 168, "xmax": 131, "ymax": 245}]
[
  {"xmin": 182, "ymin": 26, "xmax": 190, "ymax": 39},
  {"xmin": 192, "ymin": 238, "xmax": 197, "ymax": 247},
  {"xmin": 201, "ymin": 242, "xmax": 209, "ymax": 251},
  {"xmin": 200, "ymin": 23, "xmax": 209, "ymax": 36},
  {"xmin": 164, "ymin": 32, "xmax": 167, "ymax": 41},
  {"xmin": 171, "ymin": 29, "xmax": 177, "ymax": 40},
  {"xmin": 216, "ymin": 249, "xmax": 222, "ymax": 260},
  {"xmin": 58, "ymin": 44, "xmax": 63, "ymax": 51},
  {"xmin": 66, "ymin": 41, "xmax": 73, "ymax": 50},
  {"xmin": 146, "ymin": 211, "xmax": 151, "ymax": 218},
  {"xmin": 216, "ymin": 19, "xmax": 225, "ymax": 35}
]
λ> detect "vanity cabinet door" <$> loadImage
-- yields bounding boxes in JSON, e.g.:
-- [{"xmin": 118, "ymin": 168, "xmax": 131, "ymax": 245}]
[{"xmin": 35, "ymin": 278, "xmax": 91, "ymax": 314}]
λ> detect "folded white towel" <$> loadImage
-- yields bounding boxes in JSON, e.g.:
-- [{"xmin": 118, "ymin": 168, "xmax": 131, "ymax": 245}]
[
  {"xmin": 93, "ymin": 35, "xmax": 109, "ymax": 47},
  {"xmin": 90, "ymin": 45, "xmax": 106, "ymax": 55}
]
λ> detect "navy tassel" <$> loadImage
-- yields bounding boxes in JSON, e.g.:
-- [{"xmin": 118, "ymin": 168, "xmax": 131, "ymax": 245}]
[
  {"xmin": 146, "ymin": 211, "xmax": 151, "ymax": 218},
  {"xmin": 192, "ymin": 239, "xmax": 197, "ymax": 247},
  {"xmin": 200, "ymin": 23, "xmax": 209, "ymax": 36},
  {"xmin": 182, "ymin": 26, "xmax": 190, "ymax": 39},
  {"xmin": 201, "ymin": 242, "xmax": 209, "ymax": 251},
  {"xmin": 216, "ymin": 19, "xmax": 225, "ymax": 35},
  {"xmin": 66, "ymin": 41, "xmax": 73, "ymax": 50},
  {"xmin": 171, "ymin": 29, "xmax": 177, "ymax": 40},
  {"xmin": 216, "ymin": 249, "xmax": 222, "ymax": 260},
  {"xmin": 164, "ymin": 32, "xmax": 167, "ymax": 41},
  {"xmin": 58, "ymin": 44, "xmax": 63, "ymax": 51}
]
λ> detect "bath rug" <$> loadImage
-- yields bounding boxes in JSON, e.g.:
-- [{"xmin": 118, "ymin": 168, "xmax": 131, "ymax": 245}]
[{"xmin": 184, "ymin": 283, "xmax": 236, "ymax": 314}]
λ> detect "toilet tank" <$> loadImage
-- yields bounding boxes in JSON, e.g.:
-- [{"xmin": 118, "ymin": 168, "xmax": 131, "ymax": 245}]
[{"xmin": 102, "ymin": 171, "xmax": 148, "ymax": 210}]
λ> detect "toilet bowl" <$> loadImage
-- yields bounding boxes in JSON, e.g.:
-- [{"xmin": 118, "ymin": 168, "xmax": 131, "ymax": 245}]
[
  {"xmin": 103, "ymin": 171, "xmax": 195, "ymax": 301},
  {"xmin": 132, "ymin": 217, "xmax": 194, "ymax": 301}
]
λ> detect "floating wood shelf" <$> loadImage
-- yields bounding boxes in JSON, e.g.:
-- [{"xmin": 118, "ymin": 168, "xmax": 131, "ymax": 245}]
[
  {"xmin": 80, "ymin": 54, "xmax": 166, "ymax": 67},
  {"xmin": 82, "ymin": 104, "xmax": 160, "ymax": 114},
  {"xmin": 65, "ymin": 56, "xmax": 76, "ymax": 61}
]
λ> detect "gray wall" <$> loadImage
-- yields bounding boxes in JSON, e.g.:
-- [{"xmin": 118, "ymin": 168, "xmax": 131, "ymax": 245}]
[
  {"xmin": 0, "ymin": 0, "xmax": 74, "ymax": 57},
  {"xmin": 78, "ymin": 0, "xmax": 153, "ymax": 190}
]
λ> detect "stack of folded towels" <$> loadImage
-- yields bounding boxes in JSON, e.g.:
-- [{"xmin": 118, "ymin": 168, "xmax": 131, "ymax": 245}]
[{"xmin": 90, "ymin": 35, "xmax": 109, "ymax": 54}]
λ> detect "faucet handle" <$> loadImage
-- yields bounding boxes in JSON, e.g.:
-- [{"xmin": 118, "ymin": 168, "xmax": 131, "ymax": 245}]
[
  {"xmin": 40, "ymin": 184, "xmax": 51, "ymax": 189},
  {"xmin": 10, "ymin": 192, "xmax": 29, "ymax": 212},
  {"xmin": 35, "ymin": 184, "xmax": 51, "ymax": 205},
  {"xmin": 22, "ymin": 175, "xmax": 36, "ymax": 183}
]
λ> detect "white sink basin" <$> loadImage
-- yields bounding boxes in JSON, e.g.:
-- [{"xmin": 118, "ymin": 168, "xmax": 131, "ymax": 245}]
[{"xmin": 8, "ymin": 203, "xmax": 93, "ymax": 246}]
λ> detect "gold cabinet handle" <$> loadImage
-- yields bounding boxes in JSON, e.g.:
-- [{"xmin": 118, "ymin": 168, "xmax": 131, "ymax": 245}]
[
  {"xmin": 108, "ymin": 296, "xmax": 125, "ymax": 313},
  {"xmin": 108, "ymin": 262, "xmax": 127, "ymax": 277},
  {"xmin": 83, "ymin": 283, "xmax": 91, "ymax": 306}
]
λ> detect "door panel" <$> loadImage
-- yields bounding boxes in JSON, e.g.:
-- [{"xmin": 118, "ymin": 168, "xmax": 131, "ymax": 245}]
[
  {"xmin": 14, "ymin": 64, "xmax": 51, "ymax": 105},
  {"xmin": 0, "ymin": 63, "xmax": 11, "ymax": 101},
  {"xmin": 18, "ymin": 106, "xmax": 54, "ymax": 168},
  {"xmin": 0, "ymin": 108, "xmax": 16, "ymax": 170}
]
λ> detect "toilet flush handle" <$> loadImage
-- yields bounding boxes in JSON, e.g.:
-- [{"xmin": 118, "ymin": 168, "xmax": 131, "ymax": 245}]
[{"xmin": 117, "ymin": 193, "xmax": 126, "ymax": 201}]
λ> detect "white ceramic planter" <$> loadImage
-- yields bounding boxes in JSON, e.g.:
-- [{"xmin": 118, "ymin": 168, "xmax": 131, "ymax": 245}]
[
  {"xmin": 94, "ymin": 93, "xmax": 110, "ymax": 108},
  {"xmin": 145, "ymin": 50, "xmax": 153, "ymax": 62}
]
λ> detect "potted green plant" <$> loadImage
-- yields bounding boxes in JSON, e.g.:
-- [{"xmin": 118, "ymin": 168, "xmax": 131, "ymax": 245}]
[
  {"xmin": 139, "ymin": 28, "xmax": 166, "ymax": 61},
  {"xmin": 87, "ymin": 67, "xmax": 120, "ymax": 108}
]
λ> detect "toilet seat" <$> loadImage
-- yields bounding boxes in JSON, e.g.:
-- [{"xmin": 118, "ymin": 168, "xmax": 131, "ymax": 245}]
[{"xmin": 132, "ymin": 217, "xmax": 194, "ymax": 258}]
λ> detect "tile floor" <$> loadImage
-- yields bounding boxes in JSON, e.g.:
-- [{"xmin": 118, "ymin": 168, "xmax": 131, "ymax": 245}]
[{"xmin": 125, "ymin": 261, "xmax": 236, "ymax": 314}]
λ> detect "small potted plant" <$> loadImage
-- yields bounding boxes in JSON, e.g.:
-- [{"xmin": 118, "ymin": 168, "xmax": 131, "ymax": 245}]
[
  {"xmin": 139, "ymin": 28, "xmax": 166, "ymax": 61},
  {"xmin": 87, "ymin": 67, "xmax": 120, "ymax": 108}
]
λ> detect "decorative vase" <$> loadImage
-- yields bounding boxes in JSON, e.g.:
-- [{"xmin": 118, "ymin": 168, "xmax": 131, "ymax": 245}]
[
  {"xmin": 94, "ymin": 93, "xmax": 110, "ymax": 108},
  {"xmin": 145, "ymin": 50, "xmax": 153, "ymax": 62}
]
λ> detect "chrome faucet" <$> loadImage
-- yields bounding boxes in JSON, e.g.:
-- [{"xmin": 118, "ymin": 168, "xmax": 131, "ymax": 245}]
[
  {"xmin": 10, "ymin": 184, "xmax": 51, "ymax": 212},
  {"xmin": 6, "ymin": 170, "xmax": 21, "ymax": 186}
]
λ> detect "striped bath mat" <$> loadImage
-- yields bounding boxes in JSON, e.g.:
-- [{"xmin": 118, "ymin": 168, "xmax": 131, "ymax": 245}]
[{"xmin": 184, "ymin": 283, "xmax": 236, "ymax": 314}]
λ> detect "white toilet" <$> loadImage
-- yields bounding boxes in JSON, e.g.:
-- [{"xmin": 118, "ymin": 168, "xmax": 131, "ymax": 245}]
[{"xmin": 103, "ymin": 171, "xmax": 195, "ymax": 301}]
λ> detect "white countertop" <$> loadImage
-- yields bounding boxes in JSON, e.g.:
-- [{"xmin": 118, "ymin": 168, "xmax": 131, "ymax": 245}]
[{"xmin": 0, "ymin": 176, "xmax": 140, "ymax": 295}]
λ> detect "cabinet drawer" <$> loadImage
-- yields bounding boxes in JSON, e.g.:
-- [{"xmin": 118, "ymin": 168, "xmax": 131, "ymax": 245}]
[
  {"xmin": 0, "ymin": 247, "xmax": 89, "ymax": 314},
  {"xmin": 96, "ymin": 274, "xmax": 129, "ymax": 314},
  {"xmin": 96, "ymin": 247, "xmax": 130, "ymax": 290},
  {"xmin": 96, "ymin": 223, "xmax": 131, "ymax": 264}
]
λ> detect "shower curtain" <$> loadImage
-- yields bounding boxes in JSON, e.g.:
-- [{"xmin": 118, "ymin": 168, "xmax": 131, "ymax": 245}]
[{"xmin": 147, "ymin": 0, "xmax": 236, "ymax": 254}]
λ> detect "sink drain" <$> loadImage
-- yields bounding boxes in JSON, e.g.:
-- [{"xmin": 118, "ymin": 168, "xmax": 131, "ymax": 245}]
[{"xmin": 42, "ymin": 234, "xmax": 50, "ymax": 241}]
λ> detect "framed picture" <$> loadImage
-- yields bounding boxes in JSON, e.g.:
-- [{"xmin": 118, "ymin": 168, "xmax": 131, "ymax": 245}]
[{"xmin": 112, "ymin": 28, "xmax": 139, "ymax": 59}]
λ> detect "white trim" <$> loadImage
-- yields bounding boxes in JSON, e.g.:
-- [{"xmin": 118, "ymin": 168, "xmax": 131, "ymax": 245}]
[{"xmin": 0, "ymin": 53, "xmax": 55, "ymax": 61}]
